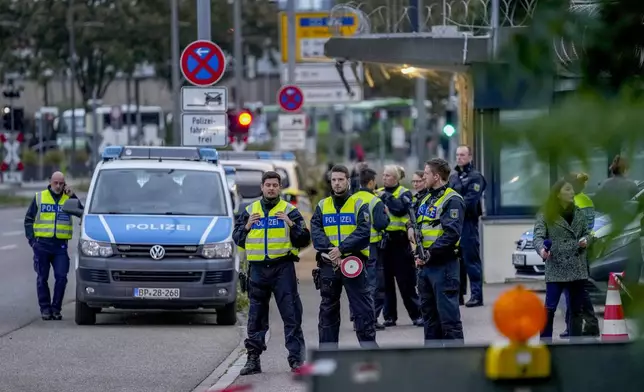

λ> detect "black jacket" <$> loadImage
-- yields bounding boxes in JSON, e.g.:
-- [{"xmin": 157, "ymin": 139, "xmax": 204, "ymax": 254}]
[{"xmin": 448, "ymin": 163, "xmax": 486, "ymax": 221}]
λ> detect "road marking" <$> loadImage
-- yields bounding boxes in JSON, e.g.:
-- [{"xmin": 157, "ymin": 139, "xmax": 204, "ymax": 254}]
[
  {"xmin": 0, "ymin": 244, "xmax": 17, "ymax": 250},
  {"xmin": 2, "ymin": 230, "xmax": 22, "ymax": 237}
]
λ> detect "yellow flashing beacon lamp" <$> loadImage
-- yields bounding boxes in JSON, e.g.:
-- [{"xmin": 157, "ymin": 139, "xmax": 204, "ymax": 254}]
[{"xmin": 485, "ymin": 285, "xmax": 551, "ymax": 381}]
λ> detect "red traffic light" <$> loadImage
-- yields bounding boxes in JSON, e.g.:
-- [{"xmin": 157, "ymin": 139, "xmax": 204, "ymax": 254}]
[{"xmin": 238, "ymin": 112, "xmax": 252, "ymax": 127}]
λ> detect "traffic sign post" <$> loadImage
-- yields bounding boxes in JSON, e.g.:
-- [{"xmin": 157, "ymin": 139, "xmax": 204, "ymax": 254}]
[
  {"xmin": 181, "ymin": 86, "xmax": 228, "ymax": 112},
  {"xmin": 277, "ymin": 113, "xmax": 307, "ymax": 151},
  {"xmin": 179, "ymin": 40, "xmax": 229, "ymax": 147},
  {"xmin": 0, "ymin": 132, "xmax": 23, "ymax": 184},
  {"xmin": 181, "ymin": 114, "xmax": 228, "ymax": 147},
  {"xmin": 180, "ymin": 40, "xmax": 227, "ymax": 87},
  {"xmin": 277, "ymin": 85, "xmax": 305, "ymax": 113}
]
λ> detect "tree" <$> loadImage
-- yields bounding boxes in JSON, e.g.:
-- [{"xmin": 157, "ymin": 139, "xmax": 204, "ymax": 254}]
[
  {"xmin": 17, "ymin": 0, "xmax": 162, "ymax": 103},
  {"xmin": 145, "ymin": 0, "xmax": 280, "ymax": 89}
]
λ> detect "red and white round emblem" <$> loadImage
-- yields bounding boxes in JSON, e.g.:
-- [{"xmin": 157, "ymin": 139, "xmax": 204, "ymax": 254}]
[{"xmin": 340, "ymin": 256, "xmax": 364, "ymax": 278}]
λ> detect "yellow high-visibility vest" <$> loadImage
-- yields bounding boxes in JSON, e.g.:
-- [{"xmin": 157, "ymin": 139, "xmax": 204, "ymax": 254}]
[
  {"xmin": 352, "ymin": 190, "xmax": 383, "ymax": 244},
  {"xmin": 417, "ymin": 188, "xmax": 462, "ymax": 249},
  {"xmin": 245, "ymin": 199, "xmax": 298, "ymax": 262},
  {"xmin": 377, "ymin": 185, "xmax": 410, "ymax": 232},
  {"xmin": 319, "ymin": 195, "xmax": 369, "ymax": 257},
  {"xmin": 574, "ymin": 192, "xmax": 595, "ymax": 232},
  {"xmin": 33, "ymin": 190, "xmax": 73, "ymax": 240}
]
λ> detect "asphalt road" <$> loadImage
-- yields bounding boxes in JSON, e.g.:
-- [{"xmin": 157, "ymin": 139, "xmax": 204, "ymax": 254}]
[{"xmin": 0, "ymin": 207, "xmax": 242, "ymax": 392}]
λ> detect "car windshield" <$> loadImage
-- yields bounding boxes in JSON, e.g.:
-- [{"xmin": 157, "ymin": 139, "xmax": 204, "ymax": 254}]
[
  {"xmin": 276, "ymin": 168, "xmax": 290, "ymax": 188},
  {"xmin": 89, "ymin": 168, "xmax": 227, "ymax": 216}
]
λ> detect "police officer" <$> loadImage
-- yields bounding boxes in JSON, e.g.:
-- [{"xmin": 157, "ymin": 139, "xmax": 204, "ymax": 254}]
[
  {"xmin": 311, "ymin": 165, "xmax": 378, "ymax": 348},
  {"xmin": 411, "ymin": 170, "xmax": 429, "ymax": 211},
  {"xmin": 24, "ymin": 171, "xmax": 81, "ymax": 320},
  {"xmin": 352, "ymin": 167, "xmax": 390, "ymax": 330},
  {"xmin": 414, "ymin": 158, "xmax": 465, "ymax": 344},
  {"xmin": 449, "ymin": 145, "xmax": 486, "ymax": 307},
  {"xmin": 378, "ymin": 165, "xmax": 422, "ymax": 327},
  {"xmin": 232, "ymin": 171, "xmax": 310, "ymax": 375}
]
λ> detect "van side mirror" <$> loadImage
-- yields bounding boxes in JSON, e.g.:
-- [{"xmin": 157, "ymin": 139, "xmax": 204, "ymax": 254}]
[{"xmin": 62, "ymin": 199, "xmax": 84, "ymax": 218}]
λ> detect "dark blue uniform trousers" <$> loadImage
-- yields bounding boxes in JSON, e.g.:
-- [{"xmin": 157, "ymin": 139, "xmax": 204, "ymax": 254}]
[
  {"xmin": 350, "ymin": 243, "xmax": 383, "ymax": 321},
  {"xmin": 33, "ymin": 242, "xmax": 70, "ymax": 314},
  {"xmin": 382, "ymin": 233, "xmax": 421, "ymax": 322},
  {"xmin": 245, "ymin": 261, "xmax": 305, "ymax": 364},
  {"xmin": 460, "ymin": 219, "xmax": 483, "ymax": 302},
  {"xmin": 318, "ymin": 261, "xmax": 378, "ymax": 349},
  {"xmin": 417, "ymin": 259, "xmax": 464, "ymax": 344}
]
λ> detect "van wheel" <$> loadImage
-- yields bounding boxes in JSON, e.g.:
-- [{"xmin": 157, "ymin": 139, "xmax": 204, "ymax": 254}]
[
  {"xmin": 75, "ymin": 301, "xmax": 97, "ymax": 325},
  {"xmin": 217, "ymin": 301, "xmax": 237, "ymax": 326}
]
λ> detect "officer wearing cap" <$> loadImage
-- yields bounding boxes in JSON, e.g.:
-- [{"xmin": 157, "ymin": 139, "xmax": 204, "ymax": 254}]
[
  {"xmin": 311, "ymin": 164, "xmax": 378, "ymax": 348},
  {"xmin": 24, "ymin": 171, "xmax": 82, "ymax": 321},
  {"xmin": 414, "ymin": 158, "xmax": 465, "ymax": 344},
  {"xmin": 233, "ymin": 171, "xmax": 311, "ymax": 375},
  {"xmin": 352, "ymin": 167, "xmax": 390, "ymax": 330}
]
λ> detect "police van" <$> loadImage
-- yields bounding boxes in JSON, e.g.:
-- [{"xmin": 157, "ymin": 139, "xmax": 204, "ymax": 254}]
[{"xmin": 62, "ymin": 146, "xmax": 238, "ymax": 326}]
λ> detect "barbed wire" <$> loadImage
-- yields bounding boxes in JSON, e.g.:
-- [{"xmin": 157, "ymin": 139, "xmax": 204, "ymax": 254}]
[{"xmin": 328, "ymin": 0, "xmax": 538, "ymax": 36}]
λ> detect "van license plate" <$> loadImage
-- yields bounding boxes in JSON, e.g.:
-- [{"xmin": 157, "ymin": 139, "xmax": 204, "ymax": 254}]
[
  {"xmin": 512, "ymin": 254, "xmax": 526, "ymax": 266},
  {"xmin": 134, "ymin": 288, "xmax": 180, "ymax": 299}
]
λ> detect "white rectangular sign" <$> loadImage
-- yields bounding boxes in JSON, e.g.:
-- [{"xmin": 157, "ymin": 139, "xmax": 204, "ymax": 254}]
[
  {"xmin": 299, "ymin": 38, "xmax": 330, "ymax": 61},
  {"xmin": 279, "ymin": 130, "xmax": 306, "ymax": 151},
  {"xmin": 278, "ymin": 114, "xmax": 307, "ymax": 130},
  {"xmin": 181, "ymin": 114, "xmax": 228, "ymax": 147},
  {"xmin": 280, "ymin": 63, "xmax": 362, "ymax": 84},
  {"xmin": 181, "ymin": 87, "xmax": 228, "ymax": 112},
  {"xmin": 300, "ymin": 85, "xmax": 363, "ymax": 104}
]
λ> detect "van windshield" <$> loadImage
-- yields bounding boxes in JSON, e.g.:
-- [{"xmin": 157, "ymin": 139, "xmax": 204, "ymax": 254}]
[{"xmin": 89, "ymin": 169, "xmax": 227, "ymax": 216}]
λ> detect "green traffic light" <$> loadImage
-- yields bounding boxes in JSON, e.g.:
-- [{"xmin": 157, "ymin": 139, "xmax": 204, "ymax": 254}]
[{"xmin": 443, "ymin": 124, "xmax": 456, "ymax": 137}]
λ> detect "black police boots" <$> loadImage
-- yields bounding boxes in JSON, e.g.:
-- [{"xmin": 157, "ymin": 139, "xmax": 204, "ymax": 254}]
[{"xmin": 239, "ymin": 354, "xmax": 261, "ymax": 376}]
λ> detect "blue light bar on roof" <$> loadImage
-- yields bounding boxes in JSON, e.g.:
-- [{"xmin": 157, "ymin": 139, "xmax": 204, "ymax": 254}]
[
  {"xmin": 198, "ymin": 148, "xmax": 219, "ymax": 163},
  {"xmin": 102, "ymin": 146, "xmax": 124, "ymax": 160},
  {"xmin": 256, "ymin": 151, "xmax": 296, "ymax": 161}
]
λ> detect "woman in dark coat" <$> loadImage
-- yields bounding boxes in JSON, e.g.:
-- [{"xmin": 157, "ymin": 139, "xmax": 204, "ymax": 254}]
[{"xmin": 533, "ymin": 179, "xmax": 591, "ymax": 339}]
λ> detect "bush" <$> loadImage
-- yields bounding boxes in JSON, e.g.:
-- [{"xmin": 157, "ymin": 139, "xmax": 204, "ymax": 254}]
[
  {"xmin": 21, "ymin": 149, "xmax": 37, "ymax": 165},
  {"xmin": 44, "ymin": 149, "xmax": 65, "ymax": 166},
  {"xmin": 236, "ymin": 254, "xmax": 250, "ymax": 312}
]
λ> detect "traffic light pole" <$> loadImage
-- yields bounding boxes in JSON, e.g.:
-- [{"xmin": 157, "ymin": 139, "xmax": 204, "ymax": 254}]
[{"xmin": 414, "ymin": 0, "xmax": 429, "ymax": 168}]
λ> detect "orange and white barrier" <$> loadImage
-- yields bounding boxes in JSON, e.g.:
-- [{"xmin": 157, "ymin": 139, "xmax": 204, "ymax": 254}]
[{"xmin": 601, "ymin": 272, "xmax": 629, "ymax": 341}]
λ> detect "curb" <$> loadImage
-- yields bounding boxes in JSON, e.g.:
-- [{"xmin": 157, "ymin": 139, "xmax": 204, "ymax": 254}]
[{"xmin": 191, "ymin": 312, "xmax": 272, "ymax": 392}]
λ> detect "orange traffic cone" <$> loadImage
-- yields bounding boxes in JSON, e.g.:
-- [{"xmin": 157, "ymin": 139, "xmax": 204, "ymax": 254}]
[{"xmin": 601, "ymin": 272, "xmax": 629, "ymax": 341}]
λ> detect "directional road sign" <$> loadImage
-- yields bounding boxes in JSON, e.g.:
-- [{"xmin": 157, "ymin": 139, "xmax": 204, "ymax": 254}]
[
  {"xmin": 181, "ymin": 113, "xmax": 228, "ymax": 147},
  {"xmin": 181, "ymin": 86, "xmax": 228, "ymax": 112},
  {"xmin": 279, "ymin": 12, "xmax": 359, "ymax": 62},
  {"xmin": 180, "ymin": 40, "xmax": 227, "ymax": 87},
  {"xmin": 277, "ymin": 85, "xmax": 305, "ymax": 112}
]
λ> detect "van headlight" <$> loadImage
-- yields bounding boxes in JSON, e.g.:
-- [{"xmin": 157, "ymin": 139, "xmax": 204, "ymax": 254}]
[
  {"xmin": 80, "ymin": 239, "xmax": 113, "ymax": 257},
  {"xmin": 202, "ymin": 242, "xmax": 234, "ymax": 259}
]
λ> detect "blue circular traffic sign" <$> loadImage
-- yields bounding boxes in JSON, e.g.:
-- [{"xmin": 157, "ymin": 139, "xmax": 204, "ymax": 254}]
[
  {"xmin": 180, "ymin": 40, "xmax": 226, "ymax": 87},
  {"xmin": 277, "ymin": 85, "xmax": 305, "ymax": 112}
]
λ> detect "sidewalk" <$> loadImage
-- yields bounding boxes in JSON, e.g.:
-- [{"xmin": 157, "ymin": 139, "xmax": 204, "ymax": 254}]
[{"xmin": 218, "ymin": 255, "xmax": 522, "ymax": 392}]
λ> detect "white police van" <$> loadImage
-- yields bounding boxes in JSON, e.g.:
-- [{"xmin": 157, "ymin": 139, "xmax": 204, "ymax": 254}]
[{"xmin": 62, "ymin": 146, "xmax": 238, "ymax": 326}]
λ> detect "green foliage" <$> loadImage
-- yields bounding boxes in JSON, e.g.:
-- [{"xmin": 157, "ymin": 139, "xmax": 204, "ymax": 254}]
[
  {"xmin": 0, "ymin": 0, "xmax": 279, "ymax": 96},
  {"xmin": 0, "ymin": 194, "xmax": 32, "ymax": 207},
  {"xmin": 495, "ymin": 0, "xmax": 644, "ymax": 326}
]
